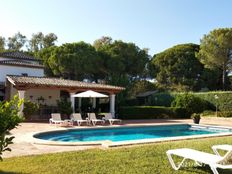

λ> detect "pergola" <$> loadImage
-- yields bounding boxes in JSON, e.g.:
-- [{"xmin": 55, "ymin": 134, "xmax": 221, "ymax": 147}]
[{"xmin": 6, "ymin": 75, "xmax": 124, "ymax": 118}]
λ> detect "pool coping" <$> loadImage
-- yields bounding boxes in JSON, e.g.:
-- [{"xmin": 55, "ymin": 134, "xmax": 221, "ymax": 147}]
[{"xmin": 32, "ymin": 123, "xmax": 232, "ymax": 147}]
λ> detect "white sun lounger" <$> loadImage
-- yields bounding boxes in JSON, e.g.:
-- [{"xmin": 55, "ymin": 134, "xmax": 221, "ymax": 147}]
[
  {"xmin": 166, "ymin": 148, "xmax": 232, "ymax": 174},
  {"xmin": 88, "ymin": 113, "xmax": 105, "ymax": 126},
  {"xmin": 71, "ymin": 113, "xmax": 89, "ymax": 126},
  {"xmin": 49, "ymin": 113, "xmax": 65, "ymax": 125},
  {"xmin": 103, "ymin": 113, "xmax": 122, "ymax": 125},
  {"xmin": 212, "ymin": 144, "xmax": 232, "ymax": 156}
]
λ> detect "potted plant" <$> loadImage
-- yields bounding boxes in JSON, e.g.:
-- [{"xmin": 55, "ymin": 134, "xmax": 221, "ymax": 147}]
[
  {"xmin": 191, "ymin": 113, "xmax": 201, "ymax": 124},
  {"xmin": 57, "ymin": 98, "xmax": 73, "ymax": 119},
  {"xmin": 23, "ymin": 100, "xmax": 39, "ymax": 120}
]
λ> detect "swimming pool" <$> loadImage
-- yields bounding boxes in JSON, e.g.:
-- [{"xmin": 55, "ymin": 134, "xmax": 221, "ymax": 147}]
[{"xmin": 33, "ymin": 124, "xmax": 232, "ymax": 146}]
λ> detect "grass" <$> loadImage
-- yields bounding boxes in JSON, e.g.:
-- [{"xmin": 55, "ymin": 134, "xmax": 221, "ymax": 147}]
[{"xmin": 1, "ymin": 136, "xmax": 232, "ymax": 174}]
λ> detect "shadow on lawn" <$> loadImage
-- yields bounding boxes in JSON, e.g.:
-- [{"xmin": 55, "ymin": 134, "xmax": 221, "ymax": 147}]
[{"xmin": 181, "ymin": 166, "xmax": 232, "ymax": 174}]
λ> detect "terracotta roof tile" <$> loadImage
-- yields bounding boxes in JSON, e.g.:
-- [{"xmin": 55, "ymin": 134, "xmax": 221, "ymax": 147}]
[{"xmin": 7, "ymin": 75, "xmax": 125, "ymax": 92}]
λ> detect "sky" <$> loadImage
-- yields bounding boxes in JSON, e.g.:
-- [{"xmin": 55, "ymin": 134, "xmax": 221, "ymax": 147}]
[{"xmin": 0, "ymin": 0, "xmax": 232, "ymax": 55}]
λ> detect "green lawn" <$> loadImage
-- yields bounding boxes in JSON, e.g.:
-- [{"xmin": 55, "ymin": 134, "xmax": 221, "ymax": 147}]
[{"xmin": 1, "ymin": 136, "xmax": 232, "ymax": 174}]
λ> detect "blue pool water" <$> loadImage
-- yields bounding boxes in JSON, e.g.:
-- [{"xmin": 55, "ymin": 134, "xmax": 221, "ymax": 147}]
[{"xmin": 34, "ymin": 124, "xmax": 232, "ymax": 142}]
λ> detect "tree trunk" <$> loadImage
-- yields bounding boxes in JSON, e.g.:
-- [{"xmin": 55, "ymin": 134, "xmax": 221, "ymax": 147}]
[{"xmin": 222, "ymin": 64, "xmax": 226, "ymax": 90}]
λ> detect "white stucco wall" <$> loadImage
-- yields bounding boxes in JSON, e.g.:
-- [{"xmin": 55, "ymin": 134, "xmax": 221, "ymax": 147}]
[
  {"xmin": 25, "ymin": 89, "xmax": 60, "ymax": 106},
  {"xmin": 10, "ymin": 85, "xmax": 60, "ymax": 106},
  {"xmin": 0, "ymin": 65, "xmax": 44, "ymax": 82}
]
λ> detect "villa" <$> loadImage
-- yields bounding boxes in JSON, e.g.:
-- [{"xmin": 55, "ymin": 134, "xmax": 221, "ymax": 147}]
[{"xmin": 0, "ymin": 51, "xmax": 124, "ymax": 119}]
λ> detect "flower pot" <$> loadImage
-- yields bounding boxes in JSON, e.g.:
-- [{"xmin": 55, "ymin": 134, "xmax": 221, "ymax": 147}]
[{"xmin": 193, "ymin": 118, "xmax": 200, "ymax": 124}]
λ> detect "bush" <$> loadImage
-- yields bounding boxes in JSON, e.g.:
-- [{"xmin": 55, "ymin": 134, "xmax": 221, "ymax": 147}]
[
  {"xmin": 118, "ymin": 106, "xmax": 189, "ymax": 119},
  {"xmin": 217, "ymin": 111, "xmax": 232, "ymax": 117},
  {"xmin": 0, "ymin": 95, "xmax": 23, "ymax": 160},
  {"xmin": 171, "ymin": 93, "xmax": 208, "ymax": 115},
  {"xmin": 150, "ymin": 91, "xmax": 232, "ymax": 112},
  {"xmin": 194, "ymin": 91, "xmax": 232, "ymax": 111},
  {"xmin": 57, "ymin": 98, "xmax": 73, "ymax": 118},
  {"xmin": 23, "ymin": 101, "xmax": 39, "ymax": 120},
  {"xmin": 191, "ymin": 113, "xmax": 201, "ymax": 119},
  {"xmin": 149, "ymin": 92, "xmax": 175, "ymax": 106},
  {"xmin": 201, "ymin": 110, "xmax": 215, "ymax": 117}
]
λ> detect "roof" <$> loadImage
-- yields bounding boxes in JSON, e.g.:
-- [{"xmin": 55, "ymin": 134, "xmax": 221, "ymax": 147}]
[
  {"xmin": 0, "ymin": 51, "xmax": 43, "ymax": 68},
  {"xmin": 0, "ymin": 51, "xmax": 39, "ymax": 61},
  {"xmin": 0, "ymin": 60, "xmax": 44, "ymax": 68},
  {"xmin": 6, "ymin": 75, "xmax": 125, "ymax": 93},
  {"xmin": 136, "ymin": 90, "xmax": 158, "ymax": 97}
]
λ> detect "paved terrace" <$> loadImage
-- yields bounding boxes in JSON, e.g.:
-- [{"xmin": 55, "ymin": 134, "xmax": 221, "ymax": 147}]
[{"xmin": 3, "ymin": 117, "xmax": 232, "ymax": 158}]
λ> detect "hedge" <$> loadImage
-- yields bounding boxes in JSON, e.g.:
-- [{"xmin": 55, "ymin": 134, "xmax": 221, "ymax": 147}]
[
  {"xmin": 149, "ymin": 92, "xmax": 177, "ymax": 106},
  {"xmin": 194, "ymin": 91, "xmax": 232, "ymax": 111},
  {"xmin": 150, "ymin": 91, "xmax": 232, "ymax": 111},
  {"xmin": 118, "ymin": 106, "xmax": 189, "ymax": 119}
]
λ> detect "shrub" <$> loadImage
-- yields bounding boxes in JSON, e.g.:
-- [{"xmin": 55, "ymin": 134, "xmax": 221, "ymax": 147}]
[
  {"xmin": 191, "ymin": 113, "xmax": 201, "ymax": 124},
  {"xmin": 195, "ymin": 91, "xmax": 232, "ymax": 111},
  {"xmin": 150, "ymin": 91, "xmax": 232, "ymax": 112},
  {"xmin": 0, "ymin": 95, "xmax": 23, "ymax": 160},
  {"xmin": 118, "ymin": 106, "xmax": 189, "ymax": 119},
  {"xmin": 149, "ymin": 92, "xmax": 175, "ymax": 106},
  {"xmin": 124, "ymin": 99, "xmax": 139, "ymax": 106},
  {"xmin": 191, "ymin": 113, "xmax": 201, "ymax": 119},
  {"xmin": 217, "ymin": 111, "xmax": 232, "ymax": 117},
  {"xmin": 57, "ymin": 98, "xmax": 73, "ymax": 118},
  {"xmin": 23, "ymin": 101, "xmax": 39, "ymax": 120},
  {"xmin": 171, "ymin": 93, "xmax": 207, "ymax": 115},
  {"xmin": 201, "ymin": 110, "xmax": 215, "ymax": 117}
]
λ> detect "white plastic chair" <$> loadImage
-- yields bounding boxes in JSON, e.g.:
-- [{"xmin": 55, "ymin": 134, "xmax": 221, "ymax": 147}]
[
  {"xmin": 166, "ymin": 148, "xmax": 232, "ymax": 174},
  {"xmin": 103, "ymin": 113, "xmax": 122, "ymax": 125},
  {"xmin": 49, "ymin": 113, "xmax": 65, "ymax": 125},
  {"xmin": 88, "ymin": 113, "xmax": 105, "ymax": 126},
  {"xmin": 71, "ymin": 113, "xmax": 89, "ymax": 126},
  {"xmin": 212, "ymin": 144, "xmax": 232, "ymax": 156}
]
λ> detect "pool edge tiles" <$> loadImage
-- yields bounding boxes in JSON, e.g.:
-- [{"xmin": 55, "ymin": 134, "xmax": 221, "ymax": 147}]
[{"xmin": 32, "ymin": 124, "xmax": 232, "ymax": 147}]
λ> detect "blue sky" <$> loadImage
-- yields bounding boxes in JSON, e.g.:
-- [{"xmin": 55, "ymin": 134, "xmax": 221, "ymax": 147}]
[{"xmin": 0, "ymin": 0, "xmax": 231, "ymax": 55}]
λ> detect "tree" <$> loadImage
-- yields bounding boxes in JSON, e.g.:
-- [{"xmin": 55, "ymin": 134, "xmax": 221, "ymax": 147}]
[
  {"xmin": 0, "ymin": 96, "xmax": 23, "ymax": 160},
  {"xmin": 151, "ymin": 43, "xmax": 203, "ymax": 91},
  {"xmin": 107, "ymin": 40, "xmax": 149, "ymax": 80},
  {"xmin": 93, "ymin": 36, "xmax": 113, "ymax": 50},
  {"xmin": 197, "ymin": 28, "xmax": 232, "ymax": 90},
  {"xmin": 127, "ymin": 80, "xmax": 156, "ymax": 99},
  {"xmin": 94, "ymin": 37, "xmax": 150, "ymax": 105},
  {"xmin": 0, "ymin": 36, "xmax": 5, "ymax": 52},
  {"xmin": 40, "ymin": 42, "xmax": 103, "ymax": 81},
  {"xmin": 36, "ymin": 46, "xmax": 57, "ymax": 76},
  {"xmin": 28, "ymin": 32, "xmax": 44, "ymax": 52},
  {"xmin": 43, "ymin": 33, "xmax": 58, "ymax": 48},
  {"xmin": 94, "ymin": 38, "xmax": 150, "ymax": 86},
  {"xmin": 7, "ymin": 32, "xmax": 27, "ymax": 51},
  {"xmin": 28, "ymin": 32, "xmax": 58, "ymax": 52},
  {"xmin": 200, "ymin": 68, "xmax": 222, "ymax": 91}
]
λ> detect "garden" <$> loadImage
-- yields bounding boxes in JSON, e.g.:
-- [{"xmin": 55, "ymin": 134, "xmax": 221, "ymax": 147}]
[
  {"xmin": 119, "ymin": 91, "xmax": 232, "ymax": 120},
  {"xmin": 1, "ymin": 27, "xmax": 232, "ymax": 174},
  {"xmin": 1, "ymin": 136, "xmax": 232, "ymax": 174}
]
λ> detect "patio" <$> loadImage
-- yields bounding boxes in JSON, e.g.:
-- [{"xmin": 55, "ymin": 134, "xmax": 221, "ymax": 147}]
[{"xmin": 3, "ymin": 117, "xmax": 232, "ymax": 158}]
